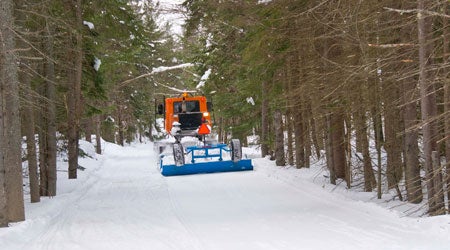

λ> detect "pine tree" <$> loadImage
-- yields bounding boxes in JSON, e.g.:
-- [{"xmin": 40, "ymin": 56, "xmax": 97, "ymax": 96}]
[
  {"xmin": 418, "ymin": 0, "xmax": 445, "ymax": 215},
  {"xmin": 0, "ymin": 0, "xmax": 25, "ymax": 223}
]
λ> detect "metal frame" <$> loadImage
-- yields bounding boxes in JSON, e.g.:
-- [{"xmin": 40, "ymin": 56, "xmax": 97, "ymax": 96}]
[{"xmin": 159, "ymin": 144, "xmax": 253, "ymax": 177}]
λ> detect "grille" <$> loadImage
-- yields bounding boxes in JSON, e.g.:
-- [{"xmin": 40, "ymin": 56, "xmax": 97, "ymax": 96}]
[{"xmin": 178, "ymin": 113, "xmax": 203, "ymax": 130}]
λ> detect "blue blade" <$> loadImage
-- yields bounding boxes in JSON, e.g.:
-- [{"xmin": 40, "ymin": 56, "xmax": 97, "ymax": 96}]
[{"xmin": 161, "ymin": 159, "xmax": 253, "ymax": 176}]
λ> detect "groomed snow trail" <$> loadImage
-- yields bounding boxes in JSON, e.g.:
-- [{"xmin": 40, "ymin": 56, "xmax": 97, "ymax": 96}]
[{"xmin": 1, "ymin": 142, "xmax": 450, "ymax": 250}]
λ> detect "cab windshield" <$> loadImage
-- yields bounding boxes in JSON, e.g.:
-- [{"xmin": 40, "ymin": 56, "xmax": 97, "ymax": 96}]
[{"xmin": 173, "ymin": 101, "xmax": 200, "ymax": 114}]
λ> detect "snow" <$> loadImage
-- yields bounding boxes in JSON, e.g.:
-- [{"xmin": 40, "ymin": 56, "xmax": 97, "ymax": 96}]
[
  {"xmin": 94, "ymin": 57, "xmax": 101, "ymax": 71},
  {"xmin": 151, "ymin": 63, "xmax": 194, "ymax": 74},
  {"xmin": 196, "ymin": 68, "xmax": 212, "ymax": 89},
  {"xmin": 206, "ymin": 33, "xmax": 213, "ymax": 48},
  {"xmin": 120, "ymin": 63, "xmax": 194, "ymax": 86},
  {"xmin": 246, "ymin": 96, "xmax": 255, "ymax": 106},
  {"xmin": 156, "ymin": 0, "xmax": 185, "ymax": 36},
  {"xmin": 1, "ymin": 140, "xmax": 450, "ymax": 250},
  {"xmin": 83, "ymin": 21, "xmax": 95, "ymax": 30},
  {"xmin": 105, "ymin": 115, "xmax": 114, "ymax": 123}
]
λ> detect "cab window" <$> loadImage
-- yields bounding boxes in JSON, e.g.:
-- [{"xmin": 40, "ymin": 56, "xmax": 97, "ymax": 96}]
[{"xmin": 173, "ymin": 101, "xmax": 200, "ymax": 113}]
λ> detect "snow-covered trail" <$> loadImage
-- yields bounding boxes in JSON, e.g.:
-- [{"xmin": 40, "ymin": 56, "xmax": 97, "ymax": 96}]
[
  {"xmin": 165, "ymin": 165, "xmax": 447, "ymax": 250},
  {"xmin": 1, "ymin": 142, "xmax": 450, "ymax": 250}
]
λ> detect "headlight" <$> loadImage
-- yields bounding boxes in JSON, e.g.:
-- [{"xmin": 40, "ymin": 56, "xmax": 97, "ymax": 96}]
[{"xmin": 203, "ymin": 112, "xmax": 209, "ymax": 117}]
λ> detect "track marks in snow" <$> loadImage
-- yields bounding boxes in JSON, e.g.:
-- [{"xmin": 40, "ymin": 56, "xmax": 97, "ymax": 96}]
[{"xmin": 3, "ymin": 143, "xmax": 450, "ymax": 250}]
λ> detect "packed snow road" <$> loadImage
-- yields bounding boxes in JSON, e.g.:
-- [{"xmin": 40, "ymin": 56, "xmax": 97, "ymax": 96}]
[{"xmin": 1, "ymin": 142, "xmax": 450, "ymax": 250}]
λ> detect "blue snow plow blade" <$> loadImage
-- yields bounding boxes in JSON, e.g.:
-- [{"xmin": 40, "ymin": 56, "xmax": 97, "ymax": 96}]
[
  {"xmin": 161, "ymin": 159, "xmax": 253, "ymax": 176},
  {"xmin": 159, "ymin": 142, "xmax": 253, "ymax": 177}
]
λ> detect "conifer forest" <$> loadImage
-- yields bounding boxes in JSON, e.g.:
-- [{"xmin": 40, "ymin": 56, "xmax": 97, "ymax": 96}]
[{"xmin": 1, "ymin": 0, "xmax": 450, "ymax": 228}]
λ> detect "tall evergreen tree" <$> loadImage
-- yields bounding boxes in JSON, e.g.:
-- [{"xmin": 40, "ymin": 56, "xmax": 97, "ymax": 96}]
[
  {"xmin": 418, "ymin": 0, "xmax": 445, "ymax": 215},
  {"xmin": 15, "ymin": 0, "xmax": 41, "ymax": 202},
  {"xmin": 0, "ymin": 0, "xmax": 25, "ymax": 223}
]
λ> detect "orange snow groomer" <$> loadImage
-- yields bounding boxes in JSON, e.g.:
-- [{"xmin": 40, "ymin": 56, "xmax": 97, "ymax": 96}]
[{"xmin": 158, "ymin": 92, "xmax": 212, "ymax": 142}]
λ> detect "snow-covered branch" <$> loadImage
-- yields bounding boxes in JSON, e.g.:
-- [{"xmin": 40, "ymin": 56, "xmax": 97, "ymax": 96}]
[
  {"xmin": 118, "ymin": 63, "xmax": 194, "ymax": 88},
  {"xmin": 384, "ymin": 7, "xmax": 450, "ymax": 19},
  {"xmin": 155, "ymin": 82, "xmax": 197, "ymax": 94},
  {"xmin": 368, "ymin": 43, "xmax": 415, "ymax": 48}
]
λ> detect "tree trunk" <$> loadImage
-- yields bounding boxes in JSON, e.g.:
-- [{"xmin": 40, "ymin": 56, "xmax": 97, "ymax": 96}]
[
  {"xmin": 84, "ymin": 117, "xmax": 93, "ymax": 143},
  {"xmin": 24, "ymin": 110, "xmax": 40, "ymax": 202},
  {"xmin": 442, "ymin": 0, "xmax": 450, "ymax": 212},
  {"xmin": 22, "ymin": 72, "xmax": 40, "ymax": 203},
  {"xmin": 417, "ymin": 0, "xmax": 445, "ymax": 215},
  {"xmin": 310, "ymin": 114, "xmax": 321, "ymax": 159},
  {"xmin": 67, "ymin": 0, "xmax": 83, "ymax": 179},
  {"xmin": 44, "ymin": 21, "xmax": 57, "ymax": 196},
  {"xmin": 402, "ymin": 78, "xmax": 422, "ymax": 203},
  {"xmin": 285, "ymin": 62, "xmax": 294, "ymax": 166},
  {"xmin": 286, "ymin": 112, "xmax": 294, "ymax": 166},
  {"xmin": 355, "ymin": 100, "xmax": 376, "ymax": 192},
  {"xmin": 95, "ymin": 116, "xmax": 102, "ymax": 154},
  {"xmin": 303, "ymin": 99, "xmax": 311, "ymax": 168},
  {"xmin": 371, "ymin": 108, "xmax": 384, "ymax": 153},
  {"xmin": 16, "ymin": 0, "xmax": 40, "ymax": 203},
  {"xmin": 261, "ymin": 81, "xmax": 269, "ymax": 157},
  {"xmin": 38, "ymin": 115, "xmax": 48, "ymax": 196},
  {"xmin": 361, "ymin": 119, "xmax": 376, "ymax": 192},
  {"xmin": 344, "ymin": 114, "xmax": 352, "ymax": 189},
  {"xmin": 369, "ymin": 40, "xmax": 383, "ymax": 199},
  {"xmin": 325, "ymin": 114, "xmax": 336, "ymax": 185},
  {"xmin": 294, "ymin": 107, "xmax": 305, "ymax": 169},
  {"xmin": 0, "ymin": 0, "xmax": 25, "ymax": 222},
  {"xmin": 383, "ymin": 82, "xmax": 403, "ymax": 190},
  {"xmin": 82, "ymin": 98, "xmax": 92, "ymax": 143},
  {"xmin": 274, "ymin": 109, "xmax": 285, "ymax": 166},
  {"xmin": 0, "ymin": 68, "xmax": 7, "ymax": 227},
  {"xmin": 330, "ymin": 112, "xmax": 347, "ymax": 181},
  {"xmin": 218, "ymin": 116, "xmax": 224, "ymax": 144},
  {"xmin": 432, "ymin": 151, "xmax": 445, "ymax": 214},
  {"xmin": 117, "ymin": 105, "xmax": 125, "ymax": 146}
]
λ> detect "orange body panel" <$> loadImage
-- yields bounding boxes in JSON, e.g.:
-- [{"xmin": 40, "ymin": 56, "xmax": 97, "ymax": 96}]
[{"xmin": 164, "ymin": 93, "xmax": 212, "ymax": 135}]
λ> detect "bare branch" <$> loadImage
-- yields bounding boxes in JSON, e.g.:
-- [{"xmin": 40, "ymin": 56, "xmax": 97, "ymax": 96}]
[{"xmin": 9, "ymin": 27, "xmax": 58, "ymax": 64}]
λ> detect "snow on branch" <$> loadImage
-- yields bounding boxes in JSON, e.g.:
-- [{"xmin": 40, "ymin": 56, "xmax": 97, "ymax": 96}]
[
  {"xmin": 83, "ymin": 21, "xmax": 95, "ymax": 30},
  {"xmin": 368, "ymin": 43, "xmax": 415, "ymax": 48},
  {"xmin": 118, "ymin": 63, "xmax": 194, "ymax": 88},
  {"xmin": 151, "ymin": 63, "xmax": 194, "ymax": 74},
  {"xmin": 383, "ymin": 7, "xmax": 450, "ymax": 19},
  {"xmin": 246, "ymin": 97, "xmax": 255, "ymax": 106},
  {"xmin": 94, "ymin": 57, "xmax": 101, "ymax": 71},
  {"xmin": 196, "ymin": 68, "xmax": 211, "ymax": 89}
]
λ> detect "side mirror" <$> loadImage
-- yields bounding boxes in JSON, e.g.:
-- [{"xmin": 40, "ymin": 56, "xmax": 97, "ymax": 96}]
[{"xmin": 157, "ymin": 104, "xmax": 164, "ymax": 115}]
